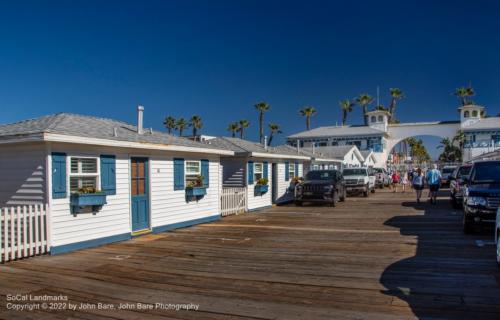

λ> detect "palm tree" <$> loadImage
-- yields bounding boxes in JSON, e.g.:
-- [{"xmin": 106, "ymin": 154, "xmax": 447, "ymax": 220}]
[
  {"xmin": 163, "ymin": 116, "xmax": 176, "ymax": 134},
  {"xmin": 299, "ymin": 106, "xmax": 317, "ymax": 130},
  {"xmin": 267, "ymin": 123, "xmax": 282, "ymax": 146},
  {"xmin": 437, "ymin": 137, "xmax": 462, "ymax": 162},
  {"xmin": 339, "ymin": 99, "xmax": 354, "ymax": 126},
  {"xmin": 355, "ymin": 94, "xmax": 374, "ymax": 125},
  {"xmin": 254, "ymin": 101, "xmax": 270, "ymax": 144},
  {"xmin": 388, "ymin": 88, "xmax": 404, "ymax": 122},
  {"xmin": 189, "ymin": 115, "xmax": 203, "ymax": 140},
  {"xmin": 454, "ymin": 86, "xmax": 468, "ymax": 106},
  {"xmin": 227, "ymin": 122, "xmax": 239, "ymax": 138},
  {"xmin": 238, "ymin": 119, "xmax": 250, "ymax": 139},
  {"xmin": 453, "ymin": 129, "xmax": 466, "ymax": 150},
  {"xmin": 175, "ymin": 118, "xmax": 188, "ymax": 136}
]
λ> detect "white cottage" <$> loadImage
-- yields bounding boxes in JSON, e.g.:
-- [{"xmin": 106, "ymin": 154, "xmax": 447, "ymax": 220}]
[
  {"xmin": 204, "ymin": 137, "xmax": 310, "ymax": 209},
  {"xmin": 360, "ymin": 150, "xmax": 377, "ymax": 167},
  {"xmin": 0, "ymin": 109, "xmax": 233, "ymax": 257}
]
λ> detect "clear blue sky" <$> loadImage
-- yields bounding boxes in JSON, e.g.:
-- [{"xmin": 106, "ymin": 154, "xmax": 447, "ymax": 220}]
[{"xmin": 1, "ymin": 0, "xmax": 499, "ymax": 157}]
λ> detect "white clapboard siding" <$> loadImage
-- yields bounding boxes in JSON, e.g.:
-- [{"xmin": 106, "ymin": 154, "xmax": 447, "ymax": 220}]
[
  {"xmin": 275, "ymin": 162, "xmax": 303, "ymax": 204},
  {"xmin": 0, "ymin": 204, "xmax": 50, "ymax": 263},
  {"xmin": 150, "ymin": 154, "xmax": 221, "ymax": 228},
  {"xmin": 247, "ymin": 161, "xmax": 272, "ymax": 211},
  {"xmin": 0, "ymin": 144, "xmax": 47, "ymax": 206},
  {"xmin": 49, "ymin": 147, "xmax": 131, "ymax": 247},
  {"xmin": 221, "ymin": 187, "xmax": 247, "ymax": 216}
]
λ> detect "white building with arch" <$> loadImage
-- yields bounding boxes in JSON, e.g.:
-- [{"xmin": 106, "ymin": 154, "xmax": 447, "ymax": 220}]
[{"xmin": 288, "ymin": 105, "xmax": 500, "ymax": 167}]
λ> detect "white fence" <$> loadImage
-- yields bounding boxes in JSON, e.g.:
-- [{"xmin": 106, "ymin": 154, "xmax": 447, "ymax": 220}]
[
  {"xmin": 221, "ymin": 187, "xmax": 247, "ymax": 217},
  {"xmin": 1, "ymin": 204, "xmax": 50, "ymax": 263}
]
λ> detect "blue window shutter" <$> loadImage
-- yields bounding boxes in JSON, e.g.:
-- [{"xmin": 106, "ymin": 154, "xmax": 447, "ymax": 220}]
[
  {"xmin": 295, "ymin": 162, "xmax": 299, "ymax": 178},
  {"xmin": 100, "ymin": 155, "xmax": 116, "ymax": 195},
  {"xmin": 52, "ymin": 153, "xmax": 67, "ymax": 199},
  {"xmin": 263, "ymin": 161, "xmax": 268, "ymax": 179},
  {"xmin": 201, "ymin": 159, "xmax": 209, "ymax": 187},
  {"xmin": 174, "ymin": 158, "xmax": 185, "ymax": 190},
  {"xmin": 247, "ymin": 161, "xmax": 254, "ymax": 185},
  {"xmin": 285, "ymin": 161, "xmax": 290, "ymax": 181}
]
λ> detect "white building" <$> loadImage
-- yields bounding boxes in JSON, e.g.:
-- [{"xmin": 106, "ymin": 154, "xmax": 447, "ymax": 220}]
[
  {"xmin": 0, "ymin": 109, "xmax": 233, "ymax": 255},
  {"xmin": 204, "ymin": 137, "xmax": 309, "ymax": 208}
]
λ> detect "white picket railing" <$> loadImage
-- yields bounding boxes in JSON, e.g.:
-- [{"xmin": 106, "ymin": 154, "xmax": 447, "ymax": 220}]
[
  {"xmin": 0, "ymin": 204, "xmax": 50, "ymax": 263},
  {"xmin": 221, "ymin": 187, "xmax": 247, "ymax": 217}
]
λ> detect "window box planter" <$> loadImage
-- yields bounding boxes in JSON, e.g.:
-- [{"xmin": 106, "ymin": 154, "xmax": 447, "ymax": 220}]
[
  {"xmin": 70, "ymin": 192, "xmax": 107, "ymax": 214},
  {"xmin": 186, "ymin": 187, "xmax": 207, "ymax": 197},
  {"xmin": 254, "ymin": 184, "xmax": 269, "ymax": 195}
]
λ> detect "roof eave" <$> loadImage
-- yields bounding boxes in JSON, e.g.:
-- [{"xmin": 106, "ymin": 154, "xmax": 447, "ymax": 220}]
[
  {"xmin": 250, "ymin": 151, "xmax": 310, "ymax": 160},
  {"xmin": 43, "ymin": 133, "xmax": 235, "ymax": 155}
]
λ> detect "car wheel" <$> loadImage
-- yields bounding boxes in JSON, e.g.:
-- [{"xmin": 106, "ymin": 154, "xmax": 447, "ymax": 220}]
[
  {"xmin": 371, "ymin": 186, "xmax": 375, "ymax": 193},
  {"xmin": 295, "ymin": 201, "xmax": 303, "ymax": 206},
  {"xmin": 363, "ymin": 186, "xmax": 369, "ymax": 197},
  {"xmin": 463, "ymin": 215, "xmax": 474, "ymax": 234}
]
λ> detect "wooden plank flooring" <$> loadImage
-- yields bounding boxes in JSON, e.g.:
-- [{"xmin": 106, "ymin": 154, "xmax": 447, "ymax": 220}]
[{"xmin": 1, "ymin": 189, "xmax": 499, "ymax": 319}]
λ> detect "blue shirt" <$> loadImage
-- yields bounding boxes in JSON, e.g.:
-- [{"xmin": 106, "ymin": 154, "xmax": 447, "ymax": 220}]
[{"xmin": 426, "ymin": 169, "xmax": 441, "ymax": 185}]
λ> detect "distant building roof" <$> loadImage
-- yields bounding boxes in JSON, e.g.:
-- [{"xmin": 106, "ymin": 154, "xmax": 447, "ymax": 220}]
[
  {"xmin": 463, "ymin": 117, "xmax": 500, "ymax": 131},
  {"xmin": 0, "ymin": 113, "xmax": 233, "ymax": 154},
  {"xmin": 288, "ymin": 125, "xmax": 385, "ymax": 139},
  {"xmin": 204, "ymin": 137, "xmax": 310, "ymax": 160}
]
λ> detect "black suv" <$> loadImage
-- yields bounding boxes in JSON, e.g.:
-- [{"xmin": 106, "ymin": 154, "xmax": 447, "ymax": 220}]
[
  {"xmin": 462, "ymin": 160, "xmax": 500, "ymax": 233},
  {"xmin": 295, "ymin": 170, "xmax": 346, "ymax": 207},
  {"xmin": 449, "ymin": 164, "xmax": 472, "ymax": 208}
]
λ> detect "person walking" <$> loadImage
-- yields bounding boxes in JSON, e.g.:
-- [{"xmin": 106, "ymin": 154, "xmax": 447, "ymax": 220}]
[
  {"xmin": 426, "ymin": 164, "xmax": 442, "ymax": 204},
  {"xmin": 401, "ymin": 172, "xmax": 409, "ymax": 193},
  {"xmin": 391, "ymin": 171, "xmax": 400, "ymax": 193},
  {"xmin": 412, "ymin": 168, "xmax": 424, "ymax": 203}
]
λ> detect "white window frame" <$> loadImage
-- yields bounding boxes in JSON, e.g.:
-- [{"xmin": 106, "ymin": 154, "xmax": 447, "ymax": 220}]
[
  {"xmin": 289, "ymin": 163, "xmax": 295, "ymax": 178},
  {"xmin": 185, "ymin": 160, "xmax": 201, "ymax": 185},
  {"xmin": 254, "ymin": 162, "xmax": 263, "ymax": 183},
  {"xmin": 68, "ymin": 156, "xmax": 100, "ymax": 193}
]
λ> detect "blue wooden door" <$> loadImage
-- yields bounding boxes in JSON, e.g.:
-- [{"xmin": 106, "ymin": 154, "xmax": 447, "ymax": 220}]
[{"xmin": 131, "ymin": 157, "xmax": 150, "ymax": 232}]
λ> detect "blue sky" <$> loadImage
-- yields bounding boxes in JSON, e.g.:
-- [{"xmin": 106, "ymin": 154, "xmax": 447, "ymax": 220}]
[{"xmin": 1, "ymin": 0, "xmax": 499, "ymax": 157}]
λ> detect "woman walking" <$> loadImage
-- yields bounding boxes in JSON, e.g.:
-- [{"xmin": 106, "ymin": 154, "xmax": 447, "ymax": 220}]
[
  {"xmin": 412, "ymin": 168, "xmax": 424, "ymax": 203},
  {"xmin": 401, "ymin": 172, "xmax": 409, "ymax": 193},
  {"xmin": 391, "ymin": 171, "xmax": 400, "ymax": 193}
]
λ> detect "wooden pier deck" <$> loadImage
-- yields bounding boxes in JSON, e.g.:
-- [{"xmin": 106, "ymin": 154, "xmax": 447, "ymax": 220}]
[{"xmin": 1, "ymin": 189, "xmax": 499, "ymax": 319}]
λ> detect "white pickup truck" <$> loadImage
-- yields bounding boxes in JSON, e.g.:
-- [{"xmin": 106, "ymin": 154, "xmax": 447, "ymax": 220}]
[{"xmin": 342, "ymin": 167, "xmax": 376, "ymax": 197}]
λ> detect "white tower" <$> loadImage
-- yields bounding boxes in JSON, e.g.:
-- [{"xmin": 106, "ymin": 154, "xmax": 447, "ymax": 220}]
[
  {"xmin": 366, "ymin": 110, "xmax": 390, "ymax": 132},
  {"xmin": 459, "ymin": 105, "xmax": 485, "ymax": 128}
]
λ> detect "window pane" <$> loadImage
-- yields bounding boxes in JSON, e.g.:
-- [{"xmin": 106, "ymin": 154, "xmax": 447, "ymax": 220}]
[
  {"xmin": 81, "ymin": 158, "xmax": 97, "ymax": 173},
  {"xmin": 70, "ymin": 177, "xmax": 97, "ymax": 193},
  {"xmin": 70, "ymin": 177, "xmax": 79, "ymax": 192},
  {"xmin": 254, "ymin": 163, "xmax": 263, "ymax": 173},
  {"xmin": 186, "ymin": 161, "xmax": 200, "ymax": 173},
  {"xmin": 138, "ymin": 178, "xmax": 145, "ymax": 195},
  {"xmin": 137, "ymin": 161, "xmax": 145, "ymax": 178},
  {"xmin": 71, "ymin": 158, "xmax": 79, "ymax": 173},
  {"xmin": 131, "ymin": 179, "xmax": 138, "ymax": 196}
]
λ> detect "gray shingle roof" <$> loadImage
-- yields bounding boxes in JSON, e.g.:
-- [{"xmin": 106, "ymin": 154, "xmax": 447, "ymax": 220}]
[
  {"xmin": 277, "ymin": 145, "xmax": 354, "ymax": 161},
  {"xmin": 205, "ymin": 137, "xmax": 309, "ymax": 159},
  {"xmin": 0, "ymin": 113, "xmax": 228, "ymax": 151},
  {"xmin": 360, "ymin": 150, "xmax": 373, "ymax": 158},
  {"xmin": 463, "ymin": 117, "xmax": 500, "ymax": 131},
  {"xmin": 288, "ymin": 125, "xmax": 385, "ymax": 139}
]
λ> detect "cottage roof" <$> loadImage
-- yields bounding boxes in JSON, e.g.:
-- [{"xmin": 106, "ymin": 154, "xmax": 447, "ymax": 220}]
[
  {"xmin": 0, "ymin": 113, "xmax": 233, "ymax": 155},
  {"xmin": 288, "ymin": 125, "xmax": 385, "ymax": 139},
  {"xmin": 205, "ymin": 137, "xmax": 310, "ymax": 160}
]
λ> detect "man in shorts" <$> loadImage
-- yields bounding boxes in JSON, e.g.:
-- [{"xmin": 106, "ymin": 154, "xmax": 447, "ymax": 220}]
[{"xmin": 426, "ymin": 164, "xmax": 442, "ymax": 204}]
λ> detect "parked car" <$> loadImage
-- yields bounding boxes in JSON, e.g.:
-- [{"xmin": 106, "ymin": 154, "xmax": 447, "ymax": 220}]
[
  {"xmin": 462, "ymin": 160, "xmax": 500, "ymax": 233},
  {"xmin": 441, "ymin": 165, "xmax": 457, "ymax": 186},
  {"xmin": 294, "ymin": 170, "xmax": 346, "ymax": 207},
  {"xmin": 343, "ymin": 167, "xmax": 375, "ymax": 197},
  {"xmin": 449, "ymin": 164, "xmax": 472, "ymax": 208},
  {"xmin": 373, "ymin": 167, "xmax": 390, "ymax": 188},
  {"xmin": 496, "ymin": 208, "xmax": 500, "ymax": 266}
]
